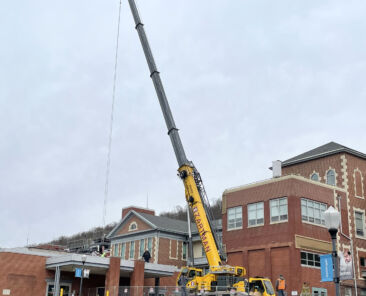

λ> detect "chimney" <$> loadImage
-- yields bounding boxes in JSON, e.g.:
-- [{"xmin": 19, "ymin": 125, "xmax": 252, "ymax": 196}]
[
  {"xmin": 272, "ymin": 160, "xmax": 282, "ymax": 178},
  {"xmin": 122, "ymin": 206, "xmax": 155, "ymax": 219}
]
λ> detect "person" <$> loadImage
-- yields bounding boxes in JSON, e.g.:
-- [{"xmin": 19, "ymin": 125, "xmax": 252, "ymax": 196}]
[
  {"xmin": 142, "ymin": 249, "xmax": 151, "ymax": 262},
  {"xmin": 275, "ymin": 275, "xmax": 286, "ymax": 296},
  {"xmin": 178, "ymin": 274, "xmax": 188, "ymax": 296}
]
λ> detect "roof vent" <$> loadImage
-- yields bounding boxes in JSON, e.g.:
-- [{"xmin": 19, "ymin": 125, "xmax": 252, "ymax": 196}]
[{"xmin": 272, "ymin": 160, "xmax": 282, "ymax": 178}]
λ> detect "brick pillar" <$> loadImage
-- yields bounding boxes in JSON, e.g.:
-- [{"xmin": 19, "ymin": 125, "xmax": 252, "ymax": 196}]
[
  {"xmin": 105, "ymin": 257, "xmax": 121, "ymax": 296},
  {"xmin": 130, "ymin": 260, "xmax": 145, "ymax": 296}
]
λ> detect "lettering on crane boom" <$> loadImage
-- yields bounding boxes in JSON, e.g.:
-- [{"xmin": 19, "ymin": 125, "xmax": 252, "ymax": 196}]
[{"xmin": 192, "ymin": 206, "xmax": 211, "ymax": 253}]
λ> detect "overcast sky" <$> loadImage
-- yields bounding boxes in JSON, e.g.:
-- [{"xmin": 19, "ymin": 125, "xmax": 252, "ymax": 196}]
[{"xmin": 1, "ymin": 0, "xmax": 365, "ymax": 248}]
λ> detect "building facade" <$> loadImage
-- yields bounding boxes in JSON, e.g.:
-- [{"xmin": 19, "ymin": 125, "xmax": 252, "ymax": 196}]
[
  {"xmin": 222, "ymin": 142, "xmax": 366, "ymax": 296},
  {"xmin": 106, "ymin": 206, "xmax": 223, "ymax": 285}
]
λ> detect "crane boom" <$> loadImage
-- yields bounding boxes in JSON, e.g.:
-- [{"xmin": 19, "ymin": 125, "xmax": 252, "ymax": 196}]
[
  {"xmin": 127, "ymin": 0, "xmax": 223, "ymax": 267},
  {"xmin": 128, "ymin": 0, "xmax": 188, "ymax": 167}
]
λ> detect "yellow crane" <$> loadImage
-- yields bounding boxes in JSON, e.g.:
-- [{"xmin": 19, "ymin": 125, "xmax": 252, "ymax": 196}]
[{"xmin": 126, "ymin": 1, "xmax": 275, "ymax": 294}]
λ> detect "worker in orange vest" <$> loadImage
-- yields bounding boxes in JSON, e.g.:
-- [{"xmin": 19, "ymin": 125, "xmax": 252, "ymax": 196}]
[{"xmin": 275, "ymin": 275, "xmax": 286, "ymax": 296}]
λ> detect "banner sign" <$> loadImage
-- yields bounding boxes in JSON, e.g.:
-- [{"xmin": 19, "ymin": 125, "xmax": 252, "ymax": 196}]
[
  {"xmin": 339, "ymin": 249, "xmax": 354, "ymax": 280},
  {"xmin": 75, "ymin": 268, "xmax": 82, "ymax": 278},
  {"xmin": 320, "ymin": 254, "xmax": 333, "ymax": 282}
]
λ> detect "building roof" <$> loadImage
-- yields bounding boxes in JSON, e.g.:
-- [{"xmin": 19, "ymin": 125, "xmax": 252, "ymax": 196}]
[
  {"xmin": 138, "ymin": 212, "xmax": 198, "ymax": 234},
  {"xmin": 0, "ymin": 247, "xmax": 68, "ymax": 257},
  {"xmin": 282, "ymin": 142, "xmax": 366, "ymax": 167},
  {"xmin": 107, "ymin": 210, "xmax": 222, "ymax": 239}
]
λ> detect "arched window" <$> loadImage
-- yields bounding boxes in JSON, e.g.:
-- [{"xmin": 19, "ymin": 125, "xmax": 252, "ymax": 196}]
[
  {"xmin": 311, "ymin": 173, "xmax": 319, "ymax": 181},
  {"xmin": 326, "ymin": 170, "xmax": 336, "ymax": 186},
  {"xmin": 129, "ymin": 222, "xmax": 137, "ymax": 231}
]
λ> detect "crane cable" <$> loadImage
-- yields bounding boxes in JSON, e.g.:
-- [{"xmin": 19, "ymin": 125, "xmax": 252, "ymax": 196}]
[{"xmin": 103, "ymin": 0, "xmax": 122, "ymax": 229}]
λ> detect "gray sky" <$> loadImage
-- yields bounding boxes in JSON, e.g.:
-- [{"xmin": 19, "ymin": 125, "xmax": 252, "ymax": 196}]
[{"xmin": 1, "ymin": 0, "xmax": 365, "ymax": 248}]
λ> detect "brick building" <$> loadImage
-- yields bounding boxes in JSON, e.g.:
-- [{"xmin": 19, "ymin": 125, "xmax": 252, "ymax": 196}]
[
  {"xmin": 222, "ymin": 142, "xmax": 366, "ymax": 296},
  {"xmin": 0, "ymin": 247, "xmax": 176, "ymax": 295},
  {"xmin": 106, "ymin": 206, "xmax": 224, "ymax": 284}
]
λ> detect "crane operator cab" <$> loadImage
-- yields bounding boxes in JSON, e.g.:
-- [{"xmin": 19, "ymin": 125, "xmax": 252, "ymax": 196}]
[
  {"xmin": 177, "ymin": 267, "xmax": 203, "ymax": 291},
  {"xmin": 247, "ymin": 278, "xmax": 275, "ymax": 296}
]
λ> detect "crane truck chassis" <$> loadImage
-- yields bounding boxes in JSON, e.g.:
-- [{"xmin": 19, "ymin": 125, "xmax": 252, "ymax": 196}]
[{"xmin": 126, "ymin": 1, "xmax": 275, "ymax": 295}]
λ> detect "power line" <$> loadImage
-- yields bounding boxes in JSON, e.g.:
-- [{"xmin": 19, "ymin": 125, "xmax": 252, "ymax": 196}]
[{"xmin": 103, "ymin": 0, "xmax": 122, "ymax": 228}]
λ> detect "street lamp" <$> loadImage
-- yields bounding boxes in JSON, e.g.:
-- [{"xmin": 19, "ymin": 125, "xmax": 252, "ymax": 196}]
[
  {"xmin": 324, "ymin": 206, "xmax": 341, "ymax": 296},
  {"xmin": 79, "ymin": 254, "xmax": 87, "ymax": 296}
]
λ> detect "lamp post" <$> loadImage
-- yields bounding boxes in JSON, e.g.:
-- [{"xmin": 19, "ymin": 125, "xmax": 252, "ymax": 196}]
[
  {"xmin": 324, "ymin": 206, "xmax": 341, "ymax": 296},
  {"xmin": 79, "ymin": 254, "xmax": 87, "ymax": 296}
]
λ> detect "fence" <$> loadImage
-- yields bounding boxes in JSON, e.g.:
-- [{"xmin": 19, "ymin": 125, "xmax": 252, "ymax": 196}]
[{"xmin": 83, "ymin": 286, "xmax": 247, "ymax": 296}]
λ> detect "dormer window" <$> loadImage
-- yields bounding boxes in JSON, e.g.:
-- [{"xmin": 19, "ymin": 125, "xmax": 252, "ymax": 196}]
[
  {"xmin": 129, "ymin": 222, "xmax": 138, "ymax": 231},
  {"xmin": 326, "ymin": 169, "xmax": 336, "ymax": 186}
]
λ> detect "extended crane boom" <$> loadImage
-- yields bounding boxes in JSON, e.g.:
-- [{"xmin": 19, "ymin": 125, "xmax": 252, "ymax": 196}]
[{"xmin": 127, "ymin": 0, "xmax": 223, "ymax": 268}]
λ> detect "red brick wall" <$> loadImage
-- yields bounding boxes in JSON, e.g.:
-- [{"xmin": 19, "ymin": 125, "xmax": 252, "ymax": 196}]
[
  {"xmin": 0, "ymin": 252, "xmax": 53, "ymax": 296},
  {"xmin": 282, "ymin": 153, "xmax": 366, "ymax": 289},
  {"xmin": 223, "ymin": 177, "xmax": 341, "ymax": 293},
  {"xmin": 157, "ymin": 238, "xmax": 186, "ymax": 267},
  {"xmin": 116, "ymin": 216, "xmax": 152, "ymax": 236}
]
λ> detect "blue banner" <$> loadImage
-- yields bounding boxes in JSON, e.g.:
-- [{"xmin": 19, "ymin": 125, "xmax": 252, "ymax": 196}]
[
  {"xmin": 75, "ymin": 268, "xmax": 82, "ymax": 278},
  {"xmin": 320, "ymin": 254, "xmax": 333, "ymax": 282}
]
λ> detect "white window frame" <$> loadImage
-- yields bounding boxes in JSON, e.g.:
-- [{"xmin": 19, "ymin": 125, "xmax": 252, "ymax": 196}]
[
  {"xmin": 128, "ymin": 222, "xmax": 138, "ymax": 231},
  {"xmin": 248, "ymin": 202, "xmax": 264, "ymax": 227},
  {"xmin": 139, "ymin": 239, "xmax": 145, "ymax": 257},
  {"xmin": 326, "ymin": 169, "xmax": 336, "ymax": 186},
  {"xmin": 45, "ymin": 282, "xmax": 72, "ymax": 296},
  {"xmin": 129, "ymin": 241, "xmax": 135, "ymax": 259},
  {"xmin": 227, "ymin": 206, "xmax": 242, "ymax": 230},
  {"xmin": 310, "ymin": 172, "xmax": 320, "ymax": 181},
  {"xmin": 120, "ymin": 242, "xmax": 125, "ymax": 258},
  {"xmin": 354, "ymin": 208, "xmax": 365, "ymax": 239},
  {"xmin": 270, "ymin": 197, "xmax": 288, "ymax": 223},
  {"xmin": 301, "ymin": 251, "xmax": 321, "ymax": 269},
  {"xmin": 147, "ymin": 237, "xmax": 153, "ymax": 254},
  {"xmin": 301, "ymin": 198, "xmax": 327, "ymax": 227}
]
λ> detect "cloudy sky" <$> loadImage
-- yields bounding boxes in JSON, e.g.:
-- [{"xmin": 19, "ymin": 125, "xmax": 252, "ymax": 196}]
[{"xmin": 1, "ymin": 0, "xmax": 365, "ymax": 248}]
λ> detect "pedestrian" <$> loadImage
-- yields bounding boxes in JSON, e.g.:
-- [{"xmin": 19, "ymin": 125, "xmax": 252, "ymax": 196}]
[
  {"xmin": 275, "ymin": 274, "xmax": 286, "ymax": 296},
  {"xmin": 142, "ymin": 249, "xmax": 151, "ymax": 262}
]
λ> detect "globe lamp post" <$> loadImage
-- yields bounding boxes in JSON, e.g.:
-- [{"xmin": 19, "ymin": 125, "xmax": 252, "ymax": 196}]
[
  {"xmin": 79, "ymin": 254, "xmax": 87, "ymax": 296},
  {"xmin": 324, "ymin": 206, "xmax": 341, "ymax": 296}
]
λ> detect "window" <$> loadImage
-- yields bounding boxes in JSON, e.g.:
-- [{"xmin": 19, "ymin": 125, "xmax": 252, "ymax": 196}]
[
  {"xmin": 129, "ymin": 241, "xmax": 135, "ymax": 259},
  {"xmin": 139, "ymin": 239, "xmax": 145, "ymax": 257},
  {"xmin": 270, "ymin": 197, "xmax": 288, "ymax": 223},
  {"xmin": 121, "ymin": 242, "xmax": 126, "ymax": 258},
  {"xmin": 201, "ymin": 246, "xmax": 205, "ymax": 257},
  {"xmin": 147, "ymin": 237, "xmax": 153, "ymax": 254},
  {"xmin": 227, "ymin": 206, "xmax": 242, "ymax": 230},
  {"xmin": 345, "ymin": 287, "xmax": 352, "ymax": 296},
  {"xmin": 361, "ymin": 289, "xmax": 366, "ymax": 296},
  {"xmin": 326, "ymin": 169, "xmax": 336, "ymax": 186},
  {"xmin": 311, "ymin": 173, "xmax": 319, "ymax": 181},
  {"xmin": 113, "ymin": 244, "xmax": 119, "ymax": 257},
  {"xmin": 129, "ymin": 222, "xmax": 137, "ymax": 231},
  {"xmin": 182, "ymin": 243, "xmax": 187, "ymax": 260},
  {"xmin": 301, "ymin": 251, "xmax": 320, "ymax": 268},
  {"xmin": 355, "ymin": 211, "xmax": 364, "ymax": 236},
  {"xmin": 248, "ymin": 202, "xmax": 264, "ymax": 226},
  {"xmin": 360, "ymin": 257, "xmax": 366, "ymax": 267},
  {"xmin": 301, "ymin": 198, "xmax": 326, "ymax": 226},
  {"xmin": 312, "ymin": 287, "xmax": 327, "ymax": 296},
  {"xmin": 46, "ymin": 283, "xmax": 72, "ymax": 296}
]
